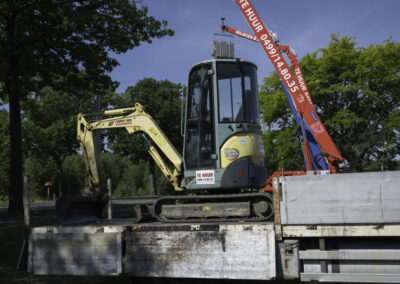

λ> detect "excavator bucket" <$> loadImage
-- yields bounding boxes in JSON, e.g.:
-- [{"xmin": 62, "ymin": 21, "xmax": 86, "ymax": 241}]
[{"xmin": 56, "ymin": 196, "xmax": 109, "ymax": 225}]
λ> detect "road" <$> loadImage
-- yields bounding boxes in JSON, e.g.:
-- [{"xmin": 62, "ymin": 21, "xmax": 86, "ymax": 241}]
[{"xmin": 0, "ymin": 196, "xmax": 160, "ymax": 212}]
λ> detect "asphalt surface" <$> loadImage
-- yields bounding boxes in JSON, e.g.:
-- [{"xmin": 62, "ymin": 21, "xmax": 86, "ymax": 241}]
[
  {"xmin": 0, "ymin": 197, "xmax": 160, "ymax": 225},
  {"xmin": 0, "ymin": 197, "xmax": 160, "ymax": 212}
]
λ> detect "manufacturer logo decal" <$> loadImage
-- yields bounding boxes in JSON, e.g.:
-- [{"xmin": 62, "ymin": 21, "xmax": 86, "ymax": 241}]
[
  {"xmin": 224, "ymin": 148, "xmax": 240, "ymax": 160},
  {"xmin": 115, "ymin": 119, "xmax": 132, "ymax": 126}
]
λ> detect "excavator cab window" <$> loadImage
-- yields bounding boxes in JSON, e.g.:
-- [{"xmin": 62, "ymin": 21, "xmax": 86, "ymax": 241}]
[
  {"xmin": 217, "ymin": 62, "xmax": 260, "ymax": 125},
  {"xmin": 185, "ymin": 63, "xmax": 215, "ymax": 170}
]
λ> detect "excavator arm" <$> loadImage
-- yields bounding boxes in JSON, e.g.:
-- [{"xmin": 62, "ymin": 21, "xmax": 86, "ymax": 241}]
[
  {"xmin": 77, "ymin": 103, "xmax": 183, "ymax": 196},
  {"xmin": 56, "ymin": 103, "xmax": 183, "ymax": 225}
]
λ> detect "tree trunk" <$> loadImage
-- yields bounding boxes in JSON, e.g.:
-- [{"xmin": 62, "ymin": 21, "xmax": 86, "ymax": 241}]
[
  {"xmin": 149, "ymin": 158, "xmax": 155, "ymax": 196},
  {"xmin": 65, "ymin": 171, "xmax": 70, "ymax": 196},
  {"xmin": 7, "ymin": 79, "xmax": 23, "ymax": 214},
  {"xmin": 6, "ymin": 16, "xmax": 24, "ymax": 214},
  {"xmin": 56, "ymin": 160, "xmax": 64, "ymax": 197}
]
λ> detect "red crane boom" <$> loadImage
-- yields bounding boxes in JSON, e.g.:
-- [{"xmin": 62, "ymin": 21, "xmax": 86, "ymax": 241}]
[{"xmin": 233, "ymin": 0, "xmax": 347, "ymax": 171}]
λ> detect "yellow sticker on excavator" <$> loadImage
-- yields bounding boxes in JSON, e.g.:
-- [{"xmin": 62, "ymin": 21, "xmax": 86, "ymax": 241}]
[{"xmin": 220, "ymin": 133, "xmax": 264, "ymax": 168}]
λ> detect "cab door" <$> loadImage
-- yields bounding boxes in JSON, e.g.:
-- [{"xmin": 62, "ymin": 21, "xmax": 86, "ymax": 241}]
[{"xmin": 184, "ymin": 63, "xmax": 216, "ymax": 170}]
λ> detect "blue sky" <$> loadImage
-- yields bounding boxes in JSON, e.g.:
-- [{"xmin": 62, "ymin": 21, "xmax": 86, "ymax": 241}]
[{"xmin": 110, "ymin": 0, "xmax": 400, "ymax": 92}]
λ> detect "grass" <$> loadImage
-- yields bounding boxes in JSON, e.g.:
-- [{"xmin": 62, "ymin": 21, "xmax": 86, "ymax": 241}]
[
  {"xmin": 0, "ymin": 196, "xmax": 55, "ymax": 206},
  {"xmin": 0, "ymin": 196, "xmax": 8, "ymax": 206},
  {"xmin": 0, "ymin": 209, "xmax": 130, "ymax": 283}
]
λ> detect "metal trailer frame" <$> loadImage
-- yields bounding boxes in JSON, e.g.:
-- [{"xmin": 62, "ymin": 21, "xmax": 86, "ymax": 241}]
[{"xmin": 274, "ymin": 171, "xmax": 400, "ymax": 283}]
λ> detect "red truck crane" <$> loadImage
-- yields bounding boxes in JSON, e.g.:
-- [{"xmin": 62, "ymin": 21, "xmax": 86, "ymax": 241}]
[{"xmin": 228, "ymin": 0, "xmax": 348, "ymax": 189}]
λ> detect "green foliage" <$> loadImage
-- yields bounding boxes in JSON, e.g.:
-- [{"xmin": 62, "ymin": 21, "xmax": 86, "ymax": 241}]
[
  {"xmin": 7, "ymin": 77, "xmax": 184, "ymax": 200},
  {"xmin": 104, "ymin": 155, "xmax": 175, "ymax": 197},
  {"xmin": 20, "ymin": 152, "xmax": 172, "ymax": 200},
  {"xmin": 106, "ymin": 78, "xmax": 184, "ymax": 195},
  {"xmin": 260, "ymin": 34, "xmax": 400, "ymax": 172},
  {"xmin": 259, "ymin": 70, "xmax": 304, "ymax": 173},
  {"xmin": 109, "ymin": 78, "xmax": 184, "ymax": 158},
  {"xmin": 23, "ymin": 87, "xmax": 97, "ymax": 161},
  {"xmin": 100, "ymin": 153, "xmax": 138, "ymax": 197},
  {"xmin": 76, "ymin": 153, "xmax": 173, "ymax": 198},
  {"xmin": 22, "ymin": 86, "xmax": 105, "ymax": 195},
  {"xmin": 0, "ymin": 1, "xmax": 175, "ymax": 100},
  {"xmin": 110, "ymin": 158, "xmax": 150, "ymax": 197},
  {"xmin": 23, "ymin": 157, "xmax": 57, "ymax": 200},
  {"xmin": 262, "ymin": 128, "xmax": 304, "ymax": 174},
  {"xmin": 0, "ymin": 0, "xmax": 174, "ymax": 212},
  {"xmin": 63, "ymin": 154, "xmax": 87, "ymax": 195}
]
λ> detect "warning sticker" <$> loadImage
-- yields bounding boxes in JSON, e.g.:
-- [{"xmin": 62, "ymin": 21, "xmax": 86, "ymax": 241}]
[{"xmin": 195, "ymin": 170, "xmax": 215, "ymax": 185}]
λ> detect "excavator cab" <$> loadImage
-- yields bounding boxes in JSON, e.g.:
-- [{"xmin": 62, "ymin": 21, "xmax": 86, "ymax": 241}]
[
  {"xmin": 182, "ymin": 58, "xmax": 267, "ymax": 192},
  {"xmin": 153, "ymin": 57, "xmax": 272, "ymax": 222}
]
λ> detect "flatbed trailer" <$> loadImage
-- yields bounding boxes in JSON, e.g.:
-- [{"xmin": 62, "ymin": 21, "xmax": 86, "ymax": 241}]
[{"xmin": 28, "ymin": 171, "xmax": 400, "ymax": 282}]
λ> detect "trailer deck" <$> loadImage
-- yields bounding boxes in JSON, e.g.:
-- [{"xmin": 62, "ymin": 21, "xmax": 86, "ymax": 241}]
[{"xmin": 28, "ymin": 171, "xmax": 400, "ymax": 282}]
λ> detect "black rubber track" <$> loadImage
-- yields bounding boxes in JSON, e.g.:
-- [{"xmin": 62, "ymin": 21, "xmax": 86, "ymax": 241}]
[{"xmin": 153, "ymin": 192, "xmax": 273, "ymax": 223}]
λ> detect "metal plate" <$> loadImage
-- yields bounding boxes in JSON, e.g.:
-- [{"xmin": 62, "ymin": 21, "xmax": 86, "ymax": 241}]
[
  {"xmin": 280, "ymin": 171, "xmax": 400, "ymax": 225},
  {"xmin": 126, "ymin": 223, "xmax": 276, "ymax": 280}
]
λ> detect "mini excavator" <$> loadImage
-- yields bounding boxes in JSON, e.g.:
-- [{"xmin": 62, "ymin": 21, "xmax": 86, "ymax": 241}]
[{"xmin": 56, "ymin": 42, "xmax": 273, "ymax": 224}]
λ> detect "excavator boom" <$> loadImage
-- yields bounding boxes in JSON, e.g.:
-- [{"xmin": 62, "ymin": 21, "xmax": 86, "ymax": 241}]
[
  {"xmin": 77, "ymin": 103, "xmax": 183, "ymax": 193},
  {"xmin": 57, "ymin": 103, "xmax": 184, "ymax": 224}
]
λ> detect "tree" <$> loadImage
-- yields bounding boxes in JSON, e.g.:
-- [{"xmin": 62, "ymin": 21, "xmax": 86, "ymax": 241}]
[
  {"xmin": 0, "ymin": 1, "xmax": 173, "ymax": 214},
  {"xmin": 108, "ymin": 78, "xmax": 183, "ymax": 195},
  {"xmin": 0, "ymin": 109, "xmax": 10, "ymax": 201},
  {"xmin": 22, "ymin": 86, "xmax": 106, "ymax": 196},
  {"xmin": 23, "ymin": 156, "xmax": 57, "ymax": 200},
  {"xmin": 260, "ymin": 34, "xmax": 400, "ymax": 173}
]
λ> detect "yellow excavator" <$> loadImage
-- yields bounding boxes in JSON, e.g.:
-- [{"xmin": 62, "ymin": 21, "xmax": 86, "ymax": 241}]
[{"xmin": 56, "ymin": 45, "xmax": 273, "ymax": 224}]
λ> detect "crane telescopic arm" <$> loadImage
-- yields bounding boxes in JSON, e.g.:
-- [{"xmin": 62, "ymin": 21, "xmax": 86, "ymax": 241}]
[
  {"xmin": 221, "ymin": 24, "xmax": 315, "ymax": 170},
  {"xmin": 229, "ymin": 0, "xmax": 348, "ymax": 171}
]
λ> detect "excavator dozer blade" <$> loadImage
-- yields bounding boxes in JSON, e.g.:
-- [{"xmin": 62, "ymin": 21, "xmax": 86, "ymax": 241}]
[{"xmin": 56, "ymin": 196, "xmax": 109, "ymax": 225}]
